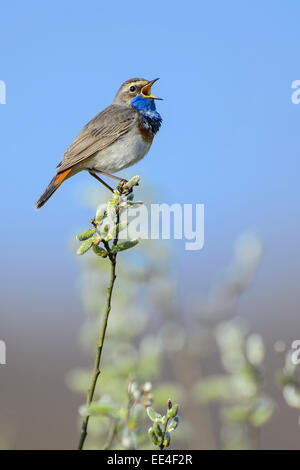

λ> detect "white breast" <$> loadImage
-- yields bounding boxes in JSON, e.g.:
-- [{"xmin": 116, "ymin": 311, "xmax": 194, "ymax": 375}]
[{"xmin": 88, "ymin": 126, "xmax": 152, "ymax": 173}]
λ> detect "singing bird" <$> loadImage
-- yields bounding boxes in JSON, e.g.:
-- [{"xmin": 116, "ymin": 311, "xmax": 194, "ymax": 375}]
[{"xmin": 35, "ymin": 78, "xmax": 162, "ymax": 209}]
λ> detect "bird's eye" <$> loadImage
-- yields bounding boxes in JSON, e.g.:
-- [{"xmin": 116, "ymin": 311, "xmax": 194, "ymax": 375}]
[{"xmin": 129, "ymin": 86, "xmax": 136, "ymax": 92}]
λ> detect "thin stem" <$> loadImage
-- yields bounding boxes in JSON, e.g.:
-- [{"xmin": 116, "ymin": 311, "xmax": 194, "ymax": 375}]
[
  {"xmin": 77, "ymin": 202, "xmax": 120, "ymax": 450},
  {"xmin": 103, "ymin": 419, "xmax": 119, "ymax": 450},
  {"xmin": 159, "ymin": 417, "xmax": 169, "ymax": 451}
]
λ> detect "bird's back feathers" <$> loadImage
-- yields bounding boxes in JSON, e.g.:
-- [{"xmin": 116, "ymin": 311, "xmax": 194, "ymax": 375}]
[{"xmin": 56, "ymin": 104, "xmax": 138, "ymax": 174}]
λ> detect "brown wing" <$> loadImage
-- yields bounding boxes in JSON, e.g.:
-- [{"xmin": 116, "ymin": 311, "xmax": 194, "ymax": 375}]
[{"xmin": 56, "ymin": 104, "xmax": 137, "ymax": 173}]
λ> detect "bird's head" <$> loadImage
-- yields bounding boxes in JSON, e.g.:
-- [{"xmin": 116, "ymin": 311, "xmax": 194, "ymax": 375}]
[{"xmin": 113, "ymin": 78, "xmax": 162, "ymax": 106}]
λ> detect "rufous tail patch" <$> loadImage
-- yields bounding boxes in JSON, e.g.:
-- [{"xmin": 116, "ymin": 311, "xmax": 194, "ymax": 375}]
[{"xmin": 54, "ymin": 168, "xmax": 72, "ymax": 185}]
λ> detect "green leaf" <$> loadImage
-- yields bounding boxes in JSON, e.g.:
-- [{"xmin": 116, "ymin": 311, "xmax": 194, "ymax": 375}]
[
  {"xmin": 163, "ymin": 431, "xmax": 171, "ymax": 447},
  {"xmin": 193, "ymin": 375, "xmax": 232, "ymax": 403},
  {"xmin": 95, "ymin": 206, "xmax": 107, "ymax": 223},
  {"xmin": 223, "ymin": 405, "xmax": 250, "ymax": 422},
  {"xmin": 102, "ymin": 224, "xmax": 109, "ymax": 234},
  {"xmin": 249, "ymin": 397, "xmax": 275, "ymax": 426},
  {"xmin": 92, "ymin": 245, "xmax": 107, "ymax": 258},
  {"xmin": 80, "ymin": 401, "xmax": 119, "ymax": 417},
  {"xmin": 105, "ymin": 221, "xmax": 128, "ymax": 242},
  {"xmin": 167, "ymin": 416, "xmax": 179, "ymax": 432},
  {"xmin": 275, "ymin": 370, "xmax": 297, "ymax": 387},
  {"xmin": 77, "ymin": 227, "xmax": 96, "ymax": 241},
  {"xmin": 77, "ymin": 238, "xmax": 93, "ymax": 255},
  {"xmin": 153, "ymin": 421, "xmax": 164, "ymax": 438},
  {"xmin": 107, "ymin": 193, "xmax": 120, "ymax": 220},
  {"xmin": 148, "ymin": 427, "xmax": 160, "ymax": 446},
  {"xmin": 167, "ymin": 404, "xmax": 179, "ymax": 419},
  {"xmin": 146, "ymin": 407, "xmax": 163, "ymax": 423},
  {"xmin": 246, "ymin": 334, "xmax": 265, "ymax": 366},
  {"xmin": 124, "ymin": 175, "xmax": 140, "ymax": 190},
  {"xmin": 77, "ymin": 236, "xmax": 100, "ymax": 255},
  {"xmin": 282, "ymin": 385, "xmax": 300, "ymax": 409},
  {"xmin": 110, "ymin": 239, "xmax": 139, "ymax": 253}
]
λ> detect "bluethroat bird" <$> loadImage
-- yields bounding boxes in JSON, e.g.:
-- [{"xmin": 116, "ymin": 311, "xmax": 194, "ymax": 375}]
[{"xmin": 35, "ymin": 78, "xmax": 162, "ymax": 209}]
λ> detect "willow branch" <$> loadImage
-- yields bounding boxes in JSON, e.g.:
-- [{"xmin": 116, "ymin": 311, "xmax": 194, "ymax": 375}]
[{"xmin": 77, "ymin": 205, "xmax": 120, "ymax": 450}]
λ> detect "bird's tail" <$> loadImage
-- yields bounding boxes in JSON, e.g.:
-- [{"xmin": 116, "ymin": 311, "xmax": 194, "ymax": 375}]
[{"xmin": 35, "ymin": 168, "xmax": 72, "ymax": 210}]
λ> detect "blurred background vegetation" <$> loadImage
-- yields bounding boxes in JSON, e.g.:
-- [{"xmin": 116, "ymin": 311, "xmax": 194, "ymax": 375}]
[
  {"xmin": 1, "ymin": 182, "xmax": 300, "ymax": 450},
  {"xmin": 65, "ymin": 187, "xmax": 300, "ymax": 450}
]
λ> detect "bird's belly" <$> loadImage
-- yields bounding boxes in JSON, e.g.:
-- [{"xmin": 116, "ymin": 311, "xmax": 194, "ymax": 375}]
[{"xmin": 88, "ymin": 128, "xmax": 152, "ymax": 173}]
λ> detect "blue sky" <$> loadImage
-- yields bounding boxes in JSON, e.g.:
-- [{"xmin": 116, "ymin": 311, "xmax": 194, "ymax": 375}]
[
  {"xmin": 0, "ymin": 1, "xmax": 299, "ymax": 325},
  {"xmin": 2, "ymin": 2, "xmax": 300, "ymax": 450}
]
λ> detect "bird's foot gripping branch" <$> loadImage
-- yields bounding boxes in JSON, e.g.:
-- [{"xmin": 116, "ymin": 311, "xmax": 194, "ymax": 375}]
[
  {"xmin": 76, "ymin": 175, "xmax": 140, "ymax": 450},
  {"xmin": 77, "ymin": 175, "xmax": 140, "ymax": 259}
]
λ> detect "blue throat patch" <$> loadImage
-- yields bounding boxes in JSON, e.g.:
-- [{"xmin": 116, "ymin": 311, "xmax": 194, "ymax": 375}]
[{"xmin": 131, "ymin": 95, "xmax": 162, "ymax": 134}]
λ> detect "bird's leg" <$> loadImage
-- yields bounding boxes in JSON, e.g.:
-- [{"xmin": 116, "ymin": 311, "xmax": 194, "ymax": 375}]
[
  {"xmin": 89, "ymin": 171, "xmax": 114, "ymax": 193},
  {"xmin": 96, "ymin": 170, "xmax": 126, "ymax": 183},
  {"xmin": 94, "ymin": 170, "xmax": 132, "ymax": 195}
]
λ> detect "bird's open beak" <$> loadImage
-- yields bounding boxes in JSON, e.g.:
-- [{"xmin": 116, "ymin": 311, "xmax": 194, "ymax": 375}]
[{"xmin": 141, "ymin": 78, "xmax": 163, "ymax": 100}]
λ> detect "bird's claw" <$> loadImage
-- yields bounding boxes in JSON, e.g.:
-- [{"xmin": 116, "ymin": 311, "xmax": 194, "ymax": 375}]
[{"xmin": 117, "ymin": 179, "xmax": 132, "ymax": 196}]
